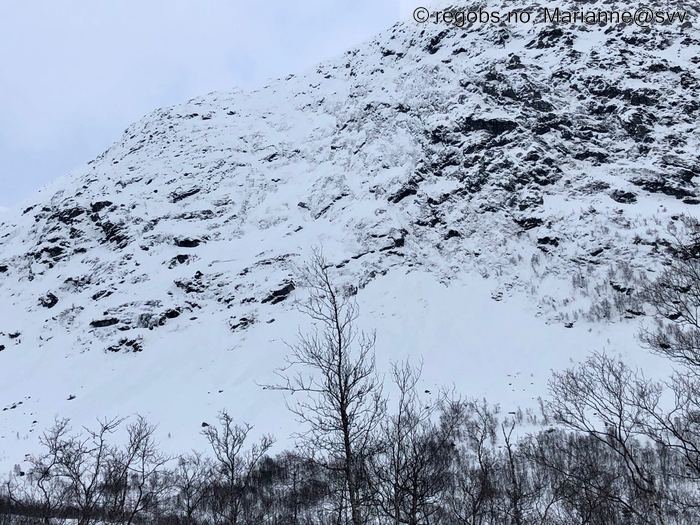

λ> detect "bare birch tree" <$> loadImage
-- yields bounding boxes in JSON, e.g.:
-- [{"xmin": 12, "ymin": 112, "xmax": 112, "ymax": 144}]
[
  {"xmin": 268, "ymin": 250, "xmax": 385, "ymax": 525},
  {"xmin": 202, "ymin": 410, "xmax": 274, "ymax": 525},
  {"xmin": 173, "ymin": 452, "xmax": 212, "ymax": 525},
  {"xmin": 372, "ymin": 360, "xmax": 452, "ymax": 525}
]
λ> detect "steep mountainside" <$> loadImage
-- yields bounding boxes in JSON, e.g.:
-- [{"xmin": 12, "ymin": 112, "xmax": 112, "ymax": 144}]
[{"xmin": 1, "ymin": 0, "xmax": 698, "ymax": 467}]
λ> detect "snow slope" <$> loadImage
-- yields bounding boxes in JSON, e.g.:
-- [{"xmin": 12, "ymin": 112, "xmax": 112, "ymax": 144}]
[{"xmin": 1, "ymin": 0, "xmax": 698, "ymax": 469}]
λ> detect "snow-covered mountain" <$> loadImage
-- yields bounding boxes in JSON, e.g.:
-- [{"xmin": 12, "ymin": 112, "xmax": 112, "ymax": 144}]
[{"xmin": 1, "ymin": 0, "xmax": 698, "ymax": 468}]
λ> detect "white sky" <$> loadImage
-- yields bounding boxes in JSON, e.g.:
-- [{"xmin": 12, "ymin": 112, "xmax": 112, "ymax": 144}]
[{"xmin": 0, "ymin": 1, "xmax": 422, "ymax": 209}]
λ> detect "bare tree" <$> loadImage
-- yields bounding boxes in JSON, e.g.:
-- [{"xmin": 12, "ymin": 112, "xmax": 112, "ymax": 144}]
[
  {"xmin": 444, "ymin": 400, "xmax": 500, "ymax": 525},
  {"xmin": 640, "ymin": 218, "xmax": 700, "ymax": 371},
  {"xmin": 633, "ymin": 221, "xmax": 700, "ymax": 512},
  {"xmin": 202, "ymin": 410, "xmax": 274, "ymax": 525},
  {"xmin": 268, "ymin": 250, "xmax": 385, "ymax": 525},
  {"xmin": 173, "ymin": 452, "xmax": 212, "ymax": 525},
  {"xmin": 524, "ymin": 428, "xmax": 634, "ymax": 524},
  {"xmin": 372, "ymin": 360, "xmax": 452, "ymax": 525},
  {"xmin": 499, "ymin": 420, "xmax": 541, "ymax": 525},
  {"xmin": 58, "ymin": 417, "xmax": 123, "ymax": 525},
  {"xmin": 548, "ymin": 352, "xmax": 667, "ymax": 524},
  {"xmin": 120, "ymin": 417, "xmax": 171, "ymax": 525},
  {"xmin": 5, "ymin": 419, "xmax": 72, "ymax": 525},
  {"xmin": 96, "ymin": 417, "xmax": 171, "ymax": 525}
]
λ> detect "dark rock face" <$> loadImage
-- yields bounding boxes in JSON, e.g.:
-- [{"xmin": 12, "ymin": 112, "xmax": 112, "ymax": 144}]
[
  {"xmin": 458, "ymin": 116, "xmax": 518, "ymax": 135},
  {"xmin": 631, "ymin": 177, "xmax": 696, "ymax": 199},
  {"xmin": 527, "ymin": 27, "xmax": 566, "ymax": 49},
  {"xmin": 515, "ymin": 217, "xmax": 544, "ymax": 230},
  {"xmin": 90, "ymin": 318, "xmax": 120, "ymax": 328},
  {"xmin": 230, "ymin": 316, "xmax": 255, "ymax": 332},
  {"xmin": 426, "ymin": 29, "xmax": 450, "ymax": 54},
  {"xmin": 170, "ymin": 188, "xmax": 201, "ymax": 203},
  {"xmin": 610, "ymin": 190, "xmax": 638, "ymax": 204},
  {"xmin": 169, "ymin": 254, "xmax": 192, "ymax": 268},
  {"xmin": 34, "ymin": 245, "xmax": 65, "ymax": 261},
  {"xmin": 51, "ymin": 206, "xmax": 87, "ymax": 224},
  {"xmin": 175, "ymin": 238, "xmax": 201, "ymax": 248},
  {"xmin": 92, "ymin": 290, "xmax": 113, "ymax": 301},
  {"xmin": 175, "ymin": 272, "xmax": 207, "ymax": 294},
  {"xmin": 538, "ymin": 236, "xmax": 560, "ymax": 248},
  {"xmin": 620, "ymin": 110, "xmax": 654, "ymax": 138},
  {"xmin": 97, "ymin": 221, "xmax": 129, "ymax": 248},
  {"xmin": 389, "ymin": 182, "xmax": 419, "ymax": 203},
  {"xmin": 39, "ymin": 293, "xmax": 59, "ymax": 309},
  {"xmin": 163, "ymin": 308, "xmax": 181, "ymax": 320},
  {"xmin": 610, "ymin": 281, "xmax": 633, "ymax": 295},
  {"xmin": 574, "ymin": 150, "xmax": 609, "ymax": 164},
  {"xmin": 90, "ymin": 201, "xmax": 113, "ymax": 213},
  {"xmin": 0, "ymin": 265, "xmax": 7, "ymax": 273},
  {"xmin": 261, "ymin": 282, "xmax": 296, "ymax": 305},
  {"xmin": 107, "ymin": 338, "xmax": 143, "ymax": 353}
]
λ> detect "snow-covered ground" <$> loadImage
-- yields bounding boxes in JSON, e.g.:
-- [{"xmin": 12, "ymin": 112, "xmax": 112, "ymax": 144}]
[{"xmin": 0, "ymin": 267, "xmax": 671, "ymax": 468}]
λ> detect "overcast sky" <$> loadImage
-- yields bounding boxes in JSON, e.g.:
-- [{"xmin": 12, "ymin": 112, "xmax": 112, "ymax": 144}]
[{"xmin": 0, "ymin": 1, "xmax": 422, "ymax": 210}]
